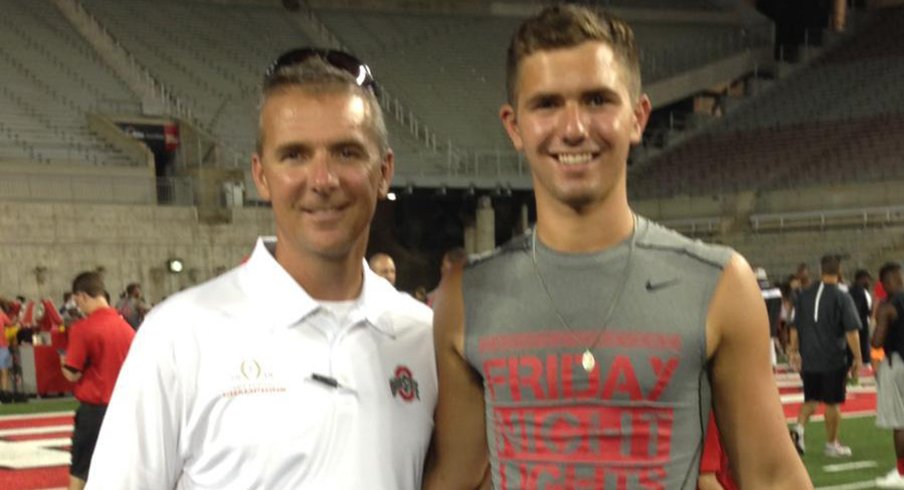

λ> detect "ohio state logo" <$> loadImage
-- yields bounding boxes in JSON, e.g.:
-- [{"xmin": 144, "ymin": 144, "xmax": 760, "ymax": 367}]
[{"xmin": 389, "ymin": 365, "xmax": 420, "ymax": 402}]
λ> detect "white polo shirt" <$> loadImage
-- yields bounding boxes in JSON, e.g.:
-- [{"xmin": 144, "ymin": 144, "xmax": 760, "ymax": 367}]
[{"xmin": 87, "ymin": 238, "xmax": 437, "ymax": 490}]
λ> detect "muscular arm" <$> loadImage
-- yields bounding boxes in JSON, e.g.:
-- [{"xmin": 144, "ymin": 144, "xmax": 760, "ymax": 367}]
[
  {"xmin": 423, "ymin": 267, "xmax": 488, "ymax": 490},
  {"xmin": 872, "ymin": 303, "xmax": 898, "ymax": 348},
  {"xmin": 706, "ymin": 254, "xmax": 812, "ymax": 489}
]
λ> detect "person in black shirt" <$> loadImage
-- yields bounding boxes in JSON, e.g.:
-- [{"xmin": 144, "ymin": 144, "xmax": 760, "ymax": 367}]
[
  {"xmin": 788, "ymin": 255, "xmax": 862, "ymax": 457},
  {"xmin": 872, "ymin": 262, "xmax": 904, "ymax": 488}
]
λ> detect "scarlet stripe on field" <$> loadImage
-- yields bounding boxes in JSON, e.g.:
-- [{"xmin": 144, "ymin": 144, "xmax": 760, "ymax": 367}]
[{"xmin": 0, "ymin": 417, "xmax": 73, "ymax": 430}]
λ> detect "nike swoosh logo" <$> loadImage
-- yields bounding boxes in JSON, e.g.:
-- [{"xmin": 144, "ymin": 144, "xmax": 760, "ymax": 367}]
[{"xmin": 646, "ymin": 278, "xmax": 680, "ymax": 292}]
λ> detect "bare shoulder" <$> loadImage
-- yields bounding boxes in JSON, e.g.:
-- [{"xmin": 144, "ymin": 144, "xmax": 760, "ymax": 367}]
[
  {"xmin": 705, "ymin": 252, "xmax": 762, "ymax": 358},
  {"xmin": 433, "ymin": 264, "xmax": 466, "ymax": 355}
]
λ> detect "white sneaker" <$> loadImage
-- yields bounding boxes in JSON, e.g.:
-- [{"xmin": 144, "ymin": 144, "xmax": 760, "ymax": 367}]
[
  {"xmin": 823, "ymin": 442, "xmax": 852, "ymax": 457},
  {"xmin": 790, "ymin": 425, "xmax": 805, "ymax": 455},
  {"xmin": 876, "ymin": 469, "xmax": 904, "ymax": 488}
]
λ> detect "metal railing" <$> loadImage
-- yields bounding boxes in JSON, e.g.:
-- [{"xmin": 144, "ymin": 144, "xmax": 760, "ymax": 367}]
[{"xmin": 750, "ymin": 205, "xmax": 904, "ymax": 231}]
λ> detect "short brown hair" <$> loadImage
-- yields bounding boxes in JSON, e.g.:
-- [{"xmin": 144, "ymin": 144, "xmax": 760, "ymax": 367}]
[
  {"xmin": 505, "ymin": 5, "xmax": 642, "ymax": 104},
  {"xmin": 820, "ymin": 255, "xmax": 842, "ymax": 276},
  {"xmin": 256, "ymin": 57, "xmax": 389, "ymax": 156},
  {"xmin": 72, "ymin": 271, "xmax": 106, "ymax": 299}
]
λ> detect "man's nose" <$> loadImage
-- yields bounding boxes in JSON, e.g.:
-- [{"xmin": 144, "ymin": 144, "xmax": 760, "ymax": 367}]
[
  {"xmin": 309, "ymin": 153, "xmax": 339, "ymax": 192},
  {"xmin": 561, "ymin": 103, "xmax": 588, "ymax": 144}
]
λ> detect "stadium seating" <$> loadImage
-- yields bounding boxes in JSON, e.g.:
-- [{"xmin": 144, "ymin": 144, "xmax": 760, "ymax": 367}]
[
  {"xmin": 0, "ymin": 0, "xmax": 140, "ymax": 167},
  {"xmin": 317, "ymin": 9, "xmax": 762, "ymax": 152},
  {"xmin": 631, "ymin": 6, "xmax": 904, "ymax": 200}
]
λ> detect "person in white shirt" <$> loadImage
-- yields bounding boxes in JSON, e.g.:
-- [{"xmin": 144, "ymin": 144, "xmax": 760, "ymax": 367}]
[{"xmin": 86, "ymin": 49, "xmax": 436, "ymax": 490}]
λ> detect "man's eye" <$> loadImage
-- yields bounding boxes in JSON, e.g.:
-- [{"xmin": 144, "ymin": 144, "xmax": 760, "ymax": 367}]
[
  {"xmin": 535, "ymin": 97, "xmax": 558, "ymax": 109},
  {"xmin": 338, "ymin": 147, "xmax": 364, "ymax": 159},
  {"xmin": 281, "ymin": 149, "xmax": 303, "ymax": 161},
  {"xmin": 586, "ymin": 93, "xmax": 609, "ymax": 106}
]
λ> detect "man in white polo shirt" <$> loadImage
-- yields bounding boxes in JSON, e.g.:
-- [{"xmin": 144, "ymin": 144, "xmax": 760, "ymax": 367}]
[{"xmin": 86, "ymin": 49, "xmax": 436, "ymax": 489}]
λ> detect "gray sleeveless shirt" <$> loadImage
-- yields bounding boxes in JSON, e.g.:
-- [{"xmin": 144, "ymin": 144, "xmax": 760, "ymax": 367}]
[{"xmin": 463, "ymin": 216, "xmax": 733, "ymax": 490}]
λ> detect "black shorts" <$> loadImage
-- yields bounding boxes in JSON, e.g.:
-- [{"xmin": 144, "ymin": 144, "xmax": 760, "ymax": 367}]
[
  {"xmin": 70, "ymin": 403, "xmax": 107, "ymax": 480},
  {"xmin": 801, "ymin": 368, "xmax": 848, "ymax": 404}
]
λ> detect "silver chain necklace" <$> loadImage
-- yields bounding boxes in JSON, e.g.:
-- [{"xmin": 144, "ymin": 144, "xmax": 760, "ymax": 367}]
[{"xmin": 529, "ymin": 215, "xmax": 637, "ymax": 372}]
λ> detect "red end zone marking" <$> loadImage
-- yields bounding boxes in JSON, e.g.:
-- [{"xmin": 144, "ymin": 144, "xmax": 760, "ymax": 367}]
[
  {"xmin": 0, "ymin": 467, "xmax": 70, "ymax": 489},
  {"xmin": 0, "ymin": 417, "xmax": 74, "ymax": 430},
  {"xmin": 479, "ymin": 330, "xmax": 682, "ymax": 354}
]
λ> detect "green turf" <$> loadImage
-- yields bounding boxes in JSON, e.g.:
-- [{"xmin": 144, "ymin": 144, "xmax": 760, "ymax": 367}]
[
  {"xmin": 798, "ymin": 415, "xmax": 896, "ymax": 488},
  {"xmin": 0, "ymin": 397, "xmax": 78, "ymax": 416}
]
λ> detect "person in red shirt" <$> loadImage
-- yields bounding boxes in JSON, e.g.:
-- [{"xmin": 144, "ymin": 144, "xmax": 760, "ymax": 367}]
[
  {"xmin": 0, "ymin": 301, "xmax": 13, "ymax": 402},
  {"xmin": 61, "ymin": 272, "xmax": 135, "ymax": 490},
  {"xmin": 698, "ymin": 413, "xmax": 739, "ymax": 490}
]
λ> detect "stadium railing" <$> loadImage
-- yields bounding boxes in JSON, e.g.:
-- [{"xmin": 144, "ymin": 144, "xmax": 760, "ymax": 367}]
[{"xmin": 750, "ymin": 206, "xmax": 904, "ymax": 232}]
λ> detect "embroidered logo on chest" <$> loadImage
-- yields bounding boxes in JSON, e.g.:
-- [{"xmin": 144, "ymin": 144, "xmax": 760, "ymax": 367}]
[
  {"xmin": 220, "ymin": 358, "xmax": 286, "ymax": 398},
  {"xmin": 389, "ymin": 365, "xmax": 420, "ymax": 402}
]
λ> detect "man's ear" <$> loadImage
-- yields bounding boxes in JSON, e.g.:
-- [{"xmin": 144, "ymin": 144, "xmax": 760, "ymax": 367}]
[
  {"xmin": 378, "ymin": 149, "xmax": 395, "ymax": 199},
  {"xmin": 251, "ymin": 153, "xmax": 272, "ymax": 202},
  {"xmin": 630, "ymin": 94, "xmax": 652, "ymax": 145},
  {"xmin": 500, "ymin": 103, "xmax": 524, "ymax": 152}
]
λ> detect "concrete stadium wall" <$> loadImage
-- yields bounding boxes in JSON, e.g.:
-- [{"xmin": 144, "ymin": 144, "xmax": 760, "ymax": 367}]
[
  {"xmin": 633, "ymin": 179, "xmax": 904, "ymax": 222},
  {"xmin": 0, "ymin": 202, "xmax": 273, "ymax": 306}
]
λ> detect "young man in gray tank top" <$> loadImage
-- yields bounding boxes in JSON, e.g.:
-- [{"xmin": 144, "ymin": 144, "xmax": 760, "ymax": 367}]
[{"xmin": 424, "ymin": 5, "xmax": 811, "ymax": 489}]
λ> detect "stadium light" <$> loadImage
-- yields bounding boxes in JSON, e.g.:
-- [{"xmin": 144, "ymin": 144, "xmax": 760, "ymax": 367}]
[{"xmin": 167, "ymin": 258, "xmax": 184, "ymax": 273}]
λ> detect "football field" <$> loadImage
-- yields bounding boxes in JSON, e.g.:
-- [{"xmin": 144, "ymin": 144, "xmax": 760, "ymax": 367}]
[{"xmin": 0, "ymin": 372, "xmax": 895, "ymax": 489}]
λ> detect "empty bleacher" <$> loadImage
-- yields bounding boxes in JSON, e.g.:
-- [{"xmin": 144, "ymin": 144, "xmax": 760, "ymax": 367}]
[
  {"xmin": 0, "ymin": 0, "xmax": 141, "ymax": 167},
  {"xmin": 78, "ymin": 0, "xmax": 447, "ymax": 175},
  {"xmin": 631, "ymin": 6, "xmax": 904, "ymax": 200},
  {"xmin": 317, "ymin": 9, "xmax": 765, "ymax": 153}
]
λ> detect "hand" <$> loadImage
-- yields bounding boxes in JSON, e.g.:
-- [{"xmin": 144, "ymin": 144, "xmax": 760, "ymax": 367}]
[{"xmin": 849, "ymin": 357, "xmax": 862, "ymax": 380}]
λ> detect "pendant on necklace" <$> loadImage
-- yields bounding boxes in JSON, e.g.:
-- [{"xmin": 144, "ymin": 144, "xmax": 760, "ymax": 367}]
[{"xmin": 581, "ymin": 349, "xmax": 596, "ymax": 372}]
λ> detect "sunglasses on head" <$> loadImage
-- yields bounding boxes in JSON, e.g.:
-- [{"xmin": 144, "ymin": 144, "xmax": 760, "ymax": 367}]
[{"xmin": 265, "ymin": 48, "xmax": 380, "ymax": 98}]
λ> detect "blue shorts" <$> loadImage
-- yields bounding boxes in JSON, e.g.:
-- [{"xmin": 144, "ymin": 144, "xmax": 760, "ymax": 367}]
[{"xmin": 0, "ymin": 347, "xmax": 11, "ymax": 369}]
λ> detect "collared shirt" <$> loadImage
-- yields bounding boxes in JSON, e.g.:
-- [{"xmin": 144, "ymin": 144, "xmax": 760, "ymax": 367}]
[
  {"xmin": 64, "ymin": 307, "xmax": 135, "ymax": 405},
  {"xmin": 86, "ymin": 238, "xmax": 436, "ymax": 490}
]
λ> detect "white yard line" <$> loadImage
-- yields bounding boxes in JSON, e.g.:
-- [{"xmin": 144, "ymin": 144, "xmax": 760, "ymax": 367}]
[
  {"xmin": 0, "ymin": 425, "xmax": 73, "ymax": 437},
  {"xmin": 786, "ymin": 410, "xmax": 877, "ymax": 423},
  {"xmin": 823, "ymin": 460, "xmax": 878, "ymax": 473},
  {"xmin": 816, "ymin": 480, "xmax": 879, "ymax": 490}
]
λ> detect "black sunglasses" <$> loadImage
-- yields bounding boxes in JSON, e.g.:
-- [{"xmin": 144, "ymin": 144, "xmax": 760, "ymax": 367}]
[{"xmin": 265, "ymin": 48, "xmax": 380, "ymax": 98}]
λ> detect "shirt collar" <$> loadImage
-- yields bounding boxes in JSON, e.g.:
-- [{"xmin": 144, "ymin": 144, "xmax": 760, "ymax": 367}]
[{"xmin": 239, "ymin": 237, "xmax": 396, "ymax": 337}]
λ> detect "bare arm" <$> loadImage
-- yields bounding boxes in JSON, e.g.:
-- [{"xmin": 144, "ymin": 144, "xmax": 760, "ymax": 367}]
[
  {"xmin": 706, "ymin": 254, "xmax": 812, "ymax": 489},
  {"xmin": 422, "ymin": 266, "xmax": 488, "ymax": 490},
  {"xmin": 61, "ymin": 364, "xmax": 82, "ymax": 383},
  {"xmin": 872, "ymin": 303, "xmax": 898, "ymax": 348},
  {"xmin": 845, "ymin": 329, "xmax": 863, "ymax": 377},
  {"xmin": 787, "ymin": 327, "xmax": 801, "ymax": 372}
]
